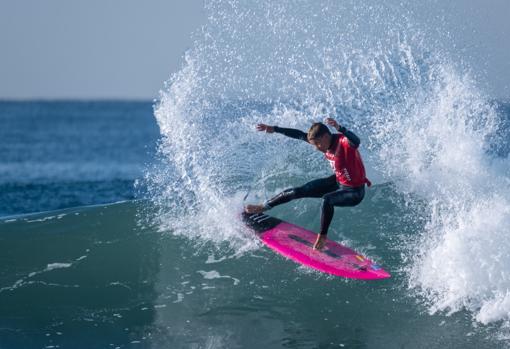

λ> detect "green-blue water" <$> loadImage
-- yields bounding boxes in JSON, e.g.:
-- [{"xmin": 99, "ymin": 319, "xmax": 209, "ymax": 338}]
[{"xmin": 0, "ymin": 187, "xmax": 504, "ymax": 348}]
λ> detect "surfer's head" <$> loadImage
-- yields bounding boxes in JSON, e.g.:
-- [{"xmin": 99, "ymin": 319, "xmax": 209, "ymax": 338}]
[{"xmin": 307, "ymin": 122, "xmax": 332, "ymax": 153}]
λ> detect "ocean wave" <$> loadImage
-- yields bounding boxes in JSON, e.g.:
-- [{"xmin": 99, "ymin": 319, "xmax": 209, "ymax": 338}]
[{"xmin": 143, "ymin": 0, "xmax": 510, "ymax": 339}]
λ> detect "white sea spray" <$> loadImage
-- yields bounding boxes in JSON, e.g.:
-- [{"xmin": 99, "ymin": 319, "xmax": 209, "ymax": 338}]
[{"xmin": 144, "ymin": 0, "xmax": 510, "ymax": 333}]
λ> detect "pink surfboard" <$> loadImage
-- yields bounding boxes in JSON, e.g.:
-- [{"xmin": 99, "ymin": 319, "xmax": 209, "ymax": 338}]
[{"xmin": 242, "ymin": 212, "xmax": 390, "ymax": 280}]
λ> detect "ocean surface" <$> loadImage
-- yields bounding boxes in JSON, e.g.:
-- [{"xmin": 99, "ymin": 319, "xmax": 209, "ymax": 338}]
[
  {"xmin": 0, "ymin": 101, "xmax": 159, "ymax": 216},
  {"xmin": 2, "ymin": 1, "xmax": 510, "ymax": 348}
]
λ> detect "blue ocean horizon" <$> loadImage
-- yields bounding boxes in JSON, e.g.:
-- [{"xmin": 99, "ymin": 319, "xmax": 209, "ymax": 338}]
[
  {"xmin": 0, "ymin": 100, "xmax": 159, "ymax": 217},
  {"xmin": 2, "ymin": 99, "xmax": 509, "ymax": 218}
]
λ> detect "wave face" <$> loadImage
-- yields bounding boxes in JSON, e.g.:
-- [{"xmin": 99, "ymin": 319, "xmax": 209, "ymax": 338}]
[
  {"xmin": 144, "ymin": 0, "xmax": 510, "ymax": 336},
  {"xmin": 1, "ymin": 201, "xmax": 507, "ymax": 349}
]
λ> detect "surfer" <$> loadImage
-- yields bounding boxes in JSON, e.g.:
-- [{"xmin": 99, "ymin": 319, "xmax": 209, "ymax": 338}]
[{"xmin": 245, "ymin": 118, "xmax": 371, "ymax": 250}]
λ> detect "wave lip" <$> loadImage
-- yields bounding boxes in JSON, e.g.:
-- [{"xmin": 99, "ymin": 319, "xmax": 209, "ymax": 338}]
[{"xmin": 371, "ymin": 65, "xmax": 510, "ymax": 328}]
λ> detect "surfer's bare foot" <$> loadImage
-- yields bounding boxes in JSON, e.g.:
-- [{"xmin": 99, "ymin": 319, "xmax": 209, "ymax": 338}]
[
  {"xmin": 313, "ymin": 234, "xmax": 326, "ymax": 250},
  {"xmin": 244, "ymin": 204, "xmax": 266, "ymax": 214}
]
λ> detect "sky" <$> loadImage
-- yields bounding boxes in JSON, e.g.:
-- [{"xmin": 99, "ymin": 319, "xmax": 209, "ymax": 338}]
[
  {"xmin": 0, "ymin": 0, "xmax": 508, "ymax": 100},
  {"xmin": 0, "ymin": 0, "xmax": 206, "ymax": 100}
]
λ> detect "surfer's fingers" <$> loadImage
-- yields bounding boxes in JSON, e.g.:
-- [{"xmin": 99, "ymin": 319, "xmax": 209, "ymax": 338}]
[{"xmin": 325, "ymin": 118, "xmax": 337, "ymax": 126}]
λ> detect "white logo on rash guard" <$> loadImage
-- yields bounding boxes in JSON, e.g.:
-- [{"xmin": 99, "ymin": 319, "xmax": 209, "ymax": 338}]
[
  {"xmin": 328, "ymin": 159, "xmax": 352, "ymax": 182},
  {"xmin": 342, "ymin": 168, "xmax": 351, "ymax": 181}
]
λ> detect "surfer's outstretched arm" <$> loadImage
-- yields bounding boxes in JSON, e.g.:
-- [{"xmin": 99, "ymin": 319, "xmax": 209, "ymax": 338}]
[
  {"xmin": 256, "ymin": 124, "xmax": 308, "ymax": 142},
  {"xmin": 273, "ymin": 126, "xmax": 308, "ymax": 142}
]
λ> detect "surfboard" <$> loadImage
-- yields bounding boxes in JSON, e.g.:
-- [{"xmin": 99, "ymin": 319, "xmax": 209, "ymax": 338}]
[{"xmin": 242, "ymin": 212, "xmax": 390, "ymax": 280}]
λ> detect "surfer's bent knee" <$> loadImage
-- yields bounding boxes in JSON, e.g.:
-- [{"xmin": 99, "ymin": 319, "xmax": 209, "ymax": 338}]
[{"xmin": 322, "ymin": 187, "xmax": 365, "ymax": 208}]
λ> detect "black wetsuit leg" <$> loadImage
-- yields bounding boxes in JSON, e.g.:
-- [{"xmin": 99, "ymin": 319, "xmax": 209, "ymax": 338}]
[
  {"xmin": 265, "ymin": 175, "xmax": 338, "ymax": 208},
  {"xmin": 319, "ymin": 185, "xmax": 365, "ymax": 235}
]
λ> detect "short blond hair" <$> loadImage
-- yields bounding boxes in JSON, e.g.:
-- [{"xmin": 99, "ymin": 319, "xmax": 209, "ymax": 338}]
[{"xmin": 307, "ymin": 122, "xmax": 330, "ymax": 141}]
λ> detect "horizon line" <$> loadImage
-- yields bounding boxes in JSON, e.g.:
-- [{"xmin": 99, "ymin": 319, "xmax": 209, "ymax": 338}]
[
  {"xmin": 0, "ymin": 97, "xmax": 156, "ymax": 103},
  {"xmin": 1, "ymin": 96, "xmax": 509, "ymax": 105}
]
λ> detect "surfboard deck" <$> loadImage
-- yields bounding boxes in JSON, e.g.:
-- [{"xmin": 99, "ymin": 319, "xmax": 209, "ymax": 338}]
[{"xmin": 242, "ymin": 212, "xmax": 390, "ymax": 280}]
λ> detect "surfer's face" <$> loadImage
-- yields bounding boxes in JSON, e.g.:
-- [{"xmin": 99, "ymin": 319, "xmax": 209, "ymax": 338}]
[{"xmin": 309, "ymin": 134, "xmax": 331, "ymax": 153}]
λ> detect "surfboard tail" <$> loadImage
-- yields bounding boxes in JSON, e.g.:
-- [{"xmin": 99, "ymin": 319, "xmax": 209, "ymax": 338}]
[{"xmin": 241, "ymin": 211, "xmax": 283, "ymax": 234}]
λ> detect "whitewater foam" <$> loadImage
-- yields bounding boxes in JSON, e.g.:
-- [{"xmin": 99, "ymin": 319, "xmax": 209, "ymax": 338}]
[
  {"xmin": 144, "ymin": 0, "xmax": 510, "ymax": 334},
  {"xmin": 371, "ymin": 63, "xmax": 510, "ymax": 326}
]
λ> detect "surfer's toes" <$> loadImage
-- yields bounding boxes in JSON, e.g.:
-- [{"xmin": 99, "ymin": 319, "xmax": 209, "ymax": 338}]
[{"xmin": 244, "ymin": 204, "xmax": 265, "ymax": 214}]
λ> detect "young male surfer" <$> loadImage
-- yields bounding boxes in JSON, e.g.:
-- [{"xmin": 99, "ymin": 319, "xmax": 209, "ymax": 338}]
[{"xmin": 245, "ymin": 118, "xmax": 371, "ymax": 250}]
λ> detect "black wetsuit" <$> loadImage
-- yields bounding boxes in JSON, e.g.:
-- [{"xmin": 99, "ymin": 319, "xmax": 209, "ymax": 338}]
[{"xmin": 264, "ymin": 126, "xmax": 366, "ymax": 236}]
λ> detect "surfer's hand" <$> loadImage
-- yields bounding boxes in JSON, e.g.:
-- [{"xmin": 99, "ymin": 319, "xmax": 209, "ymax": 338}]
[
  {"xmin": 256, "ymin": 124, "xmax": 275, "ymax": 133},
  {"xmin": 325, "ymin": 118, "xmax": 340, "ymax": 131},
  {"xmin": 313, "ymin": 234, "xmax": 327, "ymax": 250}
]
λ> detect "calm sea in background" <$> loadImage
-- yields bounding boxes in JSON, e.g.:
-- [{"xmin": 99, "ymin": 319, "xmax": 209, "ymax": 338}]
[
  {"xmin": 0, "ymin": 101, "xmax": 158, "ymax": 216},
  {"xmin": 2, "ymin": 1, "xmax": 510, "ymax": 348}
]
